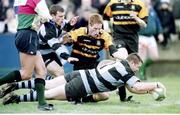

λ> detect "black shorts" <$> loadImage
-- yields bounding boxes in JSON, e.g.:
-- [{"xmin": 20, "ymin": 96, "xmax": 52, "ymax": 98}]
[
  {"xmin": 64, "ymin": 71, "xmax": 87, "ymax": 101},
  {"xmin": 15, "ymin": 29, "xmax": 39, "ymax": 55},
  {"xmin": 113, "ymin": 33, "xmax": 138, "ymax": 53},
  {"xmin": 42, "ymin": 52, "xmax": 62, "ymax": 67}
]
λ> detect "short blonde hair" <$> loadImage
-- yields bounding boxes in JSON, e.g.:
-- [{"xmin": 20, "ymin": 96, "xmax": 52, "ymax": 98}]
[{"xmin": 88, "ymin": 13, "xmax": 103, "ymax": 26}]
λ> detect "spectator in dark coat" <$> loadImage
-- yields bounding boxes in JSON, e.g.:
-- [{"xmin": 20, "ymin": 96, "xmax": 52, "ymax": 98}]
[{"xmin": 156, "ymin": 0, "xmax": 176, "ymax": 49}]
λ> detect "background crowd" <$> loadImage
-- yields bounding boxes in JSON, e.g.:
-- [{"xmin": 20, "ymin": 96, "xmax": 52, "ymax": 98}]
[{"xmin": 0, "ymin": 0, "xmax": 180, "ymax": 45}]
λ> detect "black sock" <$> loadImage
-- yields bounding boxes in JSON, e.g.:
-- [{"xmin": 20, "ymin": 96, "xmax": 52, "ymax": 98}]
[
  {"xmin": 35, "ymin": 78, "xmax": 46, "ymax": 106},
  {"xmin": 118, "ymin": 86, "xmax": 126, "ymax": 101},
  {"xmin": 0, "ymin": 70, "xmax": 22, "ymax": 86},
  {"xmin": 82, "ymin": 95, "xmax": 97, "ymax": 102}
]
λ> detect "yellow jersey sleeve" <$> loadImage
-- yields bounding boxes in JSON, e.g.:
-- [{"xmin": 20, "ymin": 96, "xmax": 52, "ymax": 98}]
[
  {"xmin": 138, "ymin": 0, "xmax": 148, "ymax": 19},
  {"xmin": 103, "ymin": 1, "xmax": 113, "ymax": 18},
  {"xmin": 68, "ymin": 27, "xmax": 86, "ymax": 42},
  {"xmin": 101, "ymin": 31, "xmax": 113, "ymax": 50}
]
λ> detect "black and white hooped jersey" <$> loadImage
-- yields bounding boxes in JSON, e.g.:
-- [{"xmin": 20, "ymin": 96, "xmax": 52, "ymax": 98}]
[
  {"xmin": 38, "ymin": 20, "xmax": 73, "ymax": 59},
  {"xmin": 78, "ymin": 59, "xmax": 140, "ymax": 95}
]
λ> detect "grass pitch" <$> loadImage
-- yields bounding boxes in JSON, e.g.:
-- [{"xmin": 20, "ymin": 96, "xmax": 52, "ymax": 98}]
[{"xmin": 0, "ymin": 75, "xmax": 180, "ymax": 114}]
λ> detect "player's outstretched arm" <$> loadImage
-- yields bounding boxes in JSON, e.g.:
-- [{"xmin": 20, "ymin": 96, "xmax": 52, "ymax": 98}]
[{"xmin": 126, "ymin": 81, "xmax": 166, "ymax": 94}]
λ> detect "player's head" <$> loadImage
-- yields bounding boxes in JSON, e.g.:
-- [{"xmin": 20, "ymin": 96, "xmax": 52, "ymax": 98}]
[
  {"xmin": 126, "ymin": 53, "xmax": 143, "ymax": 72},
  {"xmin": 88, "ymin": 13, "xmax": 103, "ymax": 38},
  {"xmin": 50, "ymin": 4, "xmax": 65, "ymax": 26}
]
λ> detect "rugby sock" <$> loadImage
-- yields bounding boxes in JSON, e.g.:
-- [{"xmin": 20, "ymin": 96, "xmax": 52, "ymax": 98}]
[
  {"xmin": 17, "ymin": 79, "xmax": 35, "ymax": 89},
  {"xmin": 139, "ymin": 59, "xmax": 153, "ymax": 80},
  {"xmin": 12, "ymin": 90, "xmax": 37, "ymax": 103},
  {"xmin": 19, "ymin": 91, "xmax": 38, "ymax": 102},
  {"xmin": 144, "ymin": 58, "xmax": 153, "ymax": 68},
  {"xmin": 139, "ymin": 65, "xmax": 145, "ymax": 80},
  {"xmin": 35, "ymin": 78, "xmax": 47, "ymax": 106},
  {"xmin": 45, "ymin": 75, "xmax": 53, "ymax": 80},
  {"xmin": 0, "ymin": 70, "xmax": 22, "ymax": 86},
  {"xmin": 118, "ymin": 86, "xmax": 126, "ymax": 102}
]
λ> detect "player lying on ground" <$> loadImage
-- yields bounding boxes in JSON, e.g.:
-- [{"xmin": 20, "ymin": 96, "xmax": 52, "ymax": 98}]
[{"xmin": 1, "ymin": 53, "xmax": 166, "ymax": 105}]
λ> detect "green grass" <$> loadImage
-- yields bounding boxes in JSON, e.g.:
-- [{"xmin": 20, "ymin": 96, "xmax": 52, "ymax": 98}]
[{"xmin": 0, "ymin": 75, "xmax": 180, "ymax": 113}]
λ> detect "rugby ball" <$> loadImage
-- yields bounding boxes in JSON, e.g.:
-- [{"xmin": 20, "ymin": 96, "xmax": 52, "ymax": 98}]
[{"xmin": 152, "ymin": 87, "xmax": 166, "ymax": 101}]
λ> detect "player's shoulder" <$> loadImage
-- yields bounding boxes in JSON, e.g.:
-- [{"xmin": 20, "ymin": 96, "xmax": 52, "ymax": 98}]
[
  {"xmin": 44, "ymin": 21, "xmax": 56, "ymax": 30},
  {"xmin": 74, "ymin": 27, "xmax": 87, "ymax": 34},
  {"xmin": 100, "ymin": 29, "xmax": 112, "ymax": 39},
  {"xmin": 133, "ymin": 0, "xmax": 145, "ymax": 5}
]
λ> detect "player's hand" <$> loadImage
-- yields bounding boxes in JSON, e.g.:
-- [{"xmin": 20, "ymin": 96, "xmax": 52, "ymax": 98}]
[
  {"xmin": 69, "ymin": 16, "xmax": 79, "ymax": 26},
  {"xmin": 62, "ymin": 35, "xmax": 73, "ymax": 44},
  {"xmin": 67, "ymin": 57, "xmax": 79, "ymax": 63},
  {"xmin": 130, "ymin": 12, "xmax": 138, "ymax": 19},
  {"xmin": 157, "ymin": 34, "xmax": 164, "ymax": 43},
  {"xmin": 123, "ymin": 95, "xmax": 140, "ymax": 104}
]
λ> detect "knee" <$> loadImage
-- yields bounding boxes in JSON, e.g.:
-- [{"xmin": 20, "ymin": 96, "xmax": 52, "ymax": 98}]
[
  {"xmin": 139, "ymin": 42, "xmax": 148, "ymax": 50},
  {"xmin": 101, "ymin": 93, "xmax": 110, "ymax": 101},
  {"xmin": 20, "ymin": 70, "xmax": 33, "ymax": 80},
  {"xmin": 52, "ymin": 69, "xmax": 64, "ymax": 77},
  {"xmin": 94, "ymin": 92, "xmax": 110, "ymax": 101},
  {"xmin": 36, "ymin": 69, "xmax": 47, "ymax": 78}
]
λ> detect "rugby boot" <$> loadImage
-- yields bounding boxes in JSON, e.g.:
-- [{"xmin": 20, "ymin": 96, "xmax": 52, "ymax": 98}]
[
  {"xmin": 0, "ymin": 82, "xmax": 17, "ymax": 98},
  {"xmin": 38, "ymin": 103, "xmax": 54, "ymax": 111},
  {"xmin": 3, "ymin": 93, "xmax": 19, "ymax": 105}
]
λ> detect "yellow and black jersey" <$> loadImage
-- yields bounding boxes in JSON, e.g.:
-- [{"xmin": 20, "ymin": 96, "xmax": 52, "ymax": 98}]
[
  {"xmin": 68, "ymin": 27, "xmax": 113, "ymax": 62},
  {"xmin": 103, "ymin": 0, "xmax": 148, "ymax": 34}
]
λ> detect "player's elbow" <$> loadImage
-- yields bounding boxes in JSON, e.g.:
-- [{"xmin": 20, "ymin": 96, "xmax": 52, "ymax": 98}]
[
  {"xmin": 143, "ymin": 23, "xmax": 147, "ymax": 28},
  {"xmin": 140, "ymin": 23, "xmax": 147, "ymax": 29}
]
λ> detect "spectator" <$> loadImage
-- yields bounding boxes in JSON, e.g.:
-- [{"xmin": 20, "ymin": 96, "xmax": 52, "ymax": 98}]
[
  {"xmin": 156, "ymin": 0, "xmax": 176, "ymax": 49},
  {"xmin": 5, "ymin": 8, "xmax": 17, "ymax": 33},
  {"xmin": 70, "ymin": 0, "xmax": 82, "ymax": 14},
  {"xmin": 0, "ymin": 0, "xmax": 10, "ymax": 33},
  {"xmin": 56, "ymin": 0, "xmax": 76, "ymax": 20},
  {"xmin": 91, "ymin": 0, "xmax": 109, "ymax": 15},
  {"xmin": 8, "ymin": 0, "xmax": 14, "ymax": 7},
  {"xmin": 75, "ymin": 7, "xmax": 98, "ymax": 29},
  {"xmin": 172, "ymin": 0, "xmax": 180, "ymax": 40},
  {"xmin": 152, "ymin": 0, "xmax": 161, "ymax": 12}
]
